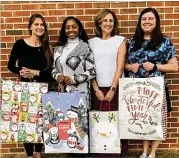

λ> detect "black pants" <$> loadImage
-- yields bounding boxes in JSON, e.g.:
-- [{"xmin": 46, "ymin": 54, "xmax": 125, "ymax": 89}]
[{"xmin": 24, "ymin": 143, "xmax": 43, "ymax": 157}]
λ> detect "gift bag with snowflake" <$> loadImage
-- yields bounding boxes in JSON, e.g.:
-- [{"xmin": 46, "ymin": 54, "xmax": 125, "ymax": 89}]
[
  {"xmin": 0, "ymin": 80, "xmax": 48, "ymax": 143},
  {"xmin": 42, "ymin": 91, "xmax": 88, "ymax": 153},
  {"xmin": 89, "ymin": 108, "xmax": 121, "ymax": 153}
]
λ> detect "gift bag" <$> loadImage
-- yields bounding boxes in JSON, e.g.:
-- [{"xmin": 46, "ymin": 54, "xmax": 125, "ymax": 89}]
[
  {"xmin": 0, "ymin": 80, "xmax": 48, "ymax": 143},
  {"xmin": 89, "ymin": 103, "xmax": 120, "ymax": 153},
  {"xmin": 118, "ymin": 76, "xmax": 166, "ymax": 140},
  {"xmin": 42, "ymin": 91, "xmax": 88, "ymax": 153}
]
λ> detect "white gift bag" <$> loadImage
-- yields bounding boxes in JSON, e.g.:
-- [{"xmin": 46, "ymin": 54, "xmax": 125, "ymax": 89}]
[
  {"xmin": 119, "ymin": 76, "xmax": 165, "ymax": 140},
  {"xmin": 89, "ymin": 108, "xmax": 120, "ymax": 153}
]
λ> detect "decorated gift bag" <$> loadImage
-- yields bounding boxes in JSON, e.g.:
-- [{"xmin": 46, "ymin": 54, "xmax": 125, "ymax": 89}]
[
  {"xmin": 0, "ymin": 80, "xmax": 48, "ymax": 143},
  {"xmin": 42, "ymin": 91, "xmax": 88, "ymax": 153},
  {"xmin": 89, "ymin": 103, "xmax": 120, "ymax": 153},
  {"xmin": 118, "ymin": 76, "xmax": 167, "ymax": 140}
]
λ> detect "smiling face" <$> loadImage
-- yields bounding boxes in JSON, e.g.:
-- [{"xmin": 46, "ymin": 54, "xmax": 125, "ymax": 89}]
[
  {"xmin": 30, "ymin": 18, "xmax": 45, "ymax": 37},
  {"xmin": 141, "ymin": 11, "xmax": 156, "ymax": 35},
  {"xmin": 65, "ymin": 19, "xmax": 79, "ymax": 39},
  {"xmin": 100, "ymin": 13, "xmax": 114, "ymax": 37}
]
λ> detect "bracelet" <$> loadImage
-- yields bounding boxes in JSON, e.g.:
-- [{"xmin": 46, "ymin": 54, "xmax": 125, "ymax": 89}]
[
  {"xmin": 94, "ymin": 89, "xmax": 99, "ymax": 93},
  {"xmin": 152, "ymin": 64, "xmax": 158, "ymax": 71},
  {"xmin": 110, "ymin": 86, "xmax": 116, "ymax": 92}
]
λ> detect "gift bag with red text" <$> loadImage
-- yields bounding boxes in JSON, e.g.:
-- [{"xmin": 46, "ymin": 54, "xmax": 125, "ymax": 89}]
[
  {"xmin": 0, "ymin": 80, "xmax": 48, "ymax": 143},
  {"xmin": 118, "ymin": 77, "xmax": 166, "ymax": 140},
  {"xmin": 42, "ymin": 91, "xmax": 88, "ymax": 153}
]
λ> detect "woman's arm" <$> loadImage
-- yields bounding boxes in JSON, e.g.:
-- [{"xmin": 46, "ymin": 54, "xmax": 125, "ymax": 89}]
[
  {"xmin": 8, "ymin": 41, "xmax": 20, "ymax": 74},
  {"xmin": 105, "ymin": 41, "xmax": 127, "ymax": 102},
  {"xmin": 70, "ymin": 48, "xmax": 96, "ymax": 85}
]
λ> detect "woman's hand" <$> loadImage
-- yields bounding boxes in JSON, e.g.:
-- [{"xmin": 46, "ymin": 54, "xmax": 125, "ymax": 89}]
[
  {"xmin": 131, "ymin": 63, "xmax": 140, "ymax": 73},
  {"xmin": 142, "ymin": 62, "xmax": 154, "ymax": 71},
  {"xmin": 64, "ymin": 76, "xmax": 72, "ymax": 85},
  {"xmin": 95, "ymin": 89, "xmax": 105, "ymax": 101},
  {"xmin": 20, "ymin": 67, "xmax": 39, "ymax": 78},
  {"xmin": 57, "ymin": 74, "xmax": 65, "ymax": 83},
  {"xmin": 105, "ymin": 90, "xmax": 115, "ymax": 102}
]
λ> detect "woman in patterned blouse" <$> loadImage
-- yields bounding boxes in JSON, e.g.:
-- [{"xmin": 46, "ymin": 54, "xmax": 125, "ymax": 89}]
[{"xmin": 125, "ymin": 8, "xmax": 178, "ymax": 158}]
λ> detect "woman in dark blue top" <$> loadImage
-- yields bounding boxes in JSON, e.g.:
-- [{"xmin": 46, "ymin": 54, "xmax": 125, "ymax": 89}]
[
  {"xmin": 125, "ymin": 8, "xmax": 178, "ymax": 158},
  {"xmin": 8, "ymin": 14, "xmax": 54, "ymax": 158}
]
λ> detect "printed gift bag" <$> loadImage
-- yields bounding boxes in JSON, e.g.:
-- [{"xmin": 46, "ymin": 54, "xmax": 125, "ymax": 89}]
[
  {"xmin": 0, "ymin": 80, "xmax": 48, "ymax": 143},
  {"xmin": 89, "ymin": 107, "xmax": 120, "ymax": 153},
  {"xmin": 42, "ymin": 91, "xmax": 88, "ymax": 153},
  {"xmin": 118, "ymin": 76, "xmax": 165, "ymax": 140}
]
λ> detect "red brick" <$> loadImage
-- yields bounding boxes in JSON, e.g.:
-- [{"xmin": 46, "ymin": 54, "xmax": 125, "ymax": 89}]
[
  {"xmin": 129, "ymin": 2, "xmax": 146, "ymax": 7},
  {"xmin": 49, "ymin": 10, "xmax": 65, "ymax": 16},
  {"xmin": 158, "ymin": 144, "xmax": 169, "ymax": 148},
  {"xmin": 167, "ymin": 118, "xmax": 178, "ymax": 122},
  {"xmin": 121, "ymin": 21, "xmax": 137, "ymax": 27},
  {"xmin": 117, "ymin": 15, "xmax": 128, "ymax": 20},
  {"xmin": 85, "ymin": 9, "xmax": 101, "ymax": 15},
  {"xmin": 22, "ymin": 4, "xmax": 39, "ymax": 10},
  {"xmin": 49, "ymin": 23, "xmax": 62, "ymax": 29},
  {"xmin": 167, "ymin": 128, "xmax": 178, "ymax": 133},
  {"xmin": 39, "ymin": 4, "xmax": 56, "ymax": 9},
  {"xmin": 129, "ymin": 15, "xmax": 139, "ymax": 20},
  {"xmin": 4, "ymin": 4, "xmax": 21, "ymax": 10},
  {"xmin": 111, "ymin": 2, "xmax": 128, "ymax": 8},
  {"xmin": 165, "ymin": 26, "xmax": 179, "ymax": 32},
  {"xmin": 171, "ymin": 123, "xmax": 179, "ymax": 127},
  {"xmin": 5, "ymin": 18, "xmax": 22, "ymax": 23},
  {"xmin": 93, "ymin": 3, "xmax": 110, "ymax": 8},
  {"xmin": 57, "ymin": 3, "xmax": 74, "ymax": 9},
  {"xmin": 13, "ymin": 11, "xmax": 30, "ymax": 16},
  {"xmin": 1, "ymin": 149, "xmax": 9, "ymax": 153},
  {"xmin": 166, "ymin": 14, "xmax": 179, "ymax": 19},
  {"xmin": 165, "ymin": 2, "xmax": 179, "ymax": 6},
  {"xmin": 84, "ymin": 22, "xmax": 95, "ymax": 28},
  {"xmin": 2, "ymin": 144, "xmax": 17, "ymax": 148},
  {"xmin": 161, "ymin": 20, "xmax": 173, "ymax": 26},
  {"xmin": 44, "ymin": 17, "xmax": 57, "ymax": 22},
  {"xmin": 14, "ymin": 24, "xmax": 28, "ymax": 29},
  {"xmin": 1, "ymin": 67, "xmax": 8, "ymax": 72},
  {"xmin": 75, "ymin": 3, "xmax": 92, "ymax": 8},
  {"xmin": 174, "ymin": 20, "xmax": 179, "ymax": 25},
  {"xmin": 31, "ymin": 11, "xmax": 49, "ymax": 16},
  {"xmin": 120, "ymin": 8, "xmax": 137, "ymax": 14},
  {"xmin": 67, "ymin": 10, "xmax": 84, "ymax": 15},
  {"xmin": 172, "ymin": 91, "xmax": 179, "ymax": 95},
  {"xmin": 1, "ymin": 72, "xmax": 17, "ymax": 78},
  {"xmin": 48, "ymin": 30, "xmax": 58, "ymax": 35},
  {"xmin": 147, "ymin": 2, "xmax": 164, "ymax": 6},
  {"xmin": 171, "ymin": 112, "xmax": 179, "ymax": 117},
  {"xmin": 1, "ymin": 37, "xmax": 14, "ymax": 42},
  {"xmin": 76, "ymin": 16, "xmax": 92, "ymax": 22},
  {"xmin": 1, "ymin": 11, "xmax": 13, "ymax": 17},
  {"xmin": 157, "ymin": 8, "xmax": 173, "ymax": 13}
]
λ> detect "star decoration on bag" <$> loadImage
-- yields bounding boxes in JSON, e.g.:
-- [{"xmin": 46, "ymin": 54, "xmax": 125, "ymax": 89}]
[
  {"xmin": 108, "ymin": 113, "xmax": 116, "ymax": 123},
  {"xmin": 92, "ymin": 113, "xmax": 100, "ymax": 123}
]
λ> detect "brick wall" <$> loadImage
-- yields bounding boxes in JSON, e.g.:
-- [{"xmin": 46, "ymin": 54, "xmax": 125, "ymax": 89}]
[{"xmin": 0, "ymin": 1, "xmax": 179, "ymax": 155}]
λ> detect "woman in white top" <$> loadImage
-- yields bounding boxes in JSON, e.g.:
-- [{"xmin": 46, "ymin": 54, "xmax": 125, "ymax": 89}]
[
  {"xmin": 52, "ymin": 16, "xmax": 96, "ymax": 109},
  {"xmin": 88, "ymin": 9, "xmax": 127, "ymax": 157}
]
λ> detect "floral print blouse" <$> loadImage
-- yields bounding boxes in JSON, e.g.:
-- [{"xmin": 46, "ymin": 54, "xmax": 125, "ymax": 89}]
[{"xmin": 127, "ymin": 36, "xmax": 176, "ymax": 86}]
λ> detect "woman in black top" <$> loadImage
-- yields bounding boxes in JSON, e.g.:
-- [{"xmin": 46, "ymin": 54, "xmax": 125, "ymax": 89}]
[{"xmin": 8, "ymin": 14, "xmax": 53, "ymax": 158}]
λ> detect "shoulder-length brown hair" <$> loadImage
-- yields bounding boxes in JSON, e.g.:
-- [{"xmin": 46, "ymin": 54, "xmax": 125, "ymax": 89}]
[{"xmin": 94, "ymin": 9, "xmax": 119, "ymax": 38}]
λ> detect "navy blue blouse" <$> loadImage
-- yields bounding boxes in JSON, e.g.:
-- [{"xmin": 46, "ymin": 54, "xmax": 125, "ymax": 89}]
[{"xmin": 127, "ymin": 36, "xmax": 176, "ymax": 86}]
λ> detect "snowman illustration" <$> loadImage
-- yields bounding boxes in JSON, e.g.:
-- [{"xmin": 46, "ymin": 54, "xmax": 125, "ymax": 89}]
[
  {"xmin": 91, "ymin": 121, "xmax": 119, "ymax": 152},
  {"xmin": 67, "ymin": 131, "xmax": 80, "ymax": 148},
  {"xmin": 45, "ymin": 126, "xmax": 59, "ymax": 145}
]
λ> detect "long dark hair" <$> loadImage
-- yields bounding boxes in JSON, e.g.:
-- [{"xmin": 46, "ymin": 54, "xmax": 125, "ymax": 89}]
[
  {"xmin": 28, "ymin": 14, "xmax": 52, "ymax": 71},
  {"xmin": 57, "ymin": 16, "xmax": 88, "ymax": 46},
  {"xmin": 94, "ymin": 9, "xmax": 119, "ymax": 38},
  {"xmin": 132, "ymin": 7, "xmax": 163, "ymax": 51}
]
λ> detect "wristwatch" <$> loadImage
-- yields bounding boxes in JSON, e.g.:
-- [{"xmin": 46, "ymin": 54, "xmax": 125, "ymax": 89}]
[
  {"xmin": 153, "ymin": 64, "xmax": 158, "ymax": 71},
  {"xmin": 110, "ymin": 86, "xmax": 116, "ymax": 92}
]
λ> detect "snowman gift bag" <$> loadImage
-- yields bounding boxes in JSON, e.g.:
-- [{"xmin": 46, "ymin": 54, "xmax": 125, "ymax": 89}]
[
  {"xmin": 0, "ymin": 80, "xmax": 48, "ymax": 143},
  {"xmin": 89, "ymin": 110, "xmax": 121, "ymax": 153},
  {"xmin": 42, "ymin": 91, "xmax": 88, "ymax": 153}
]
